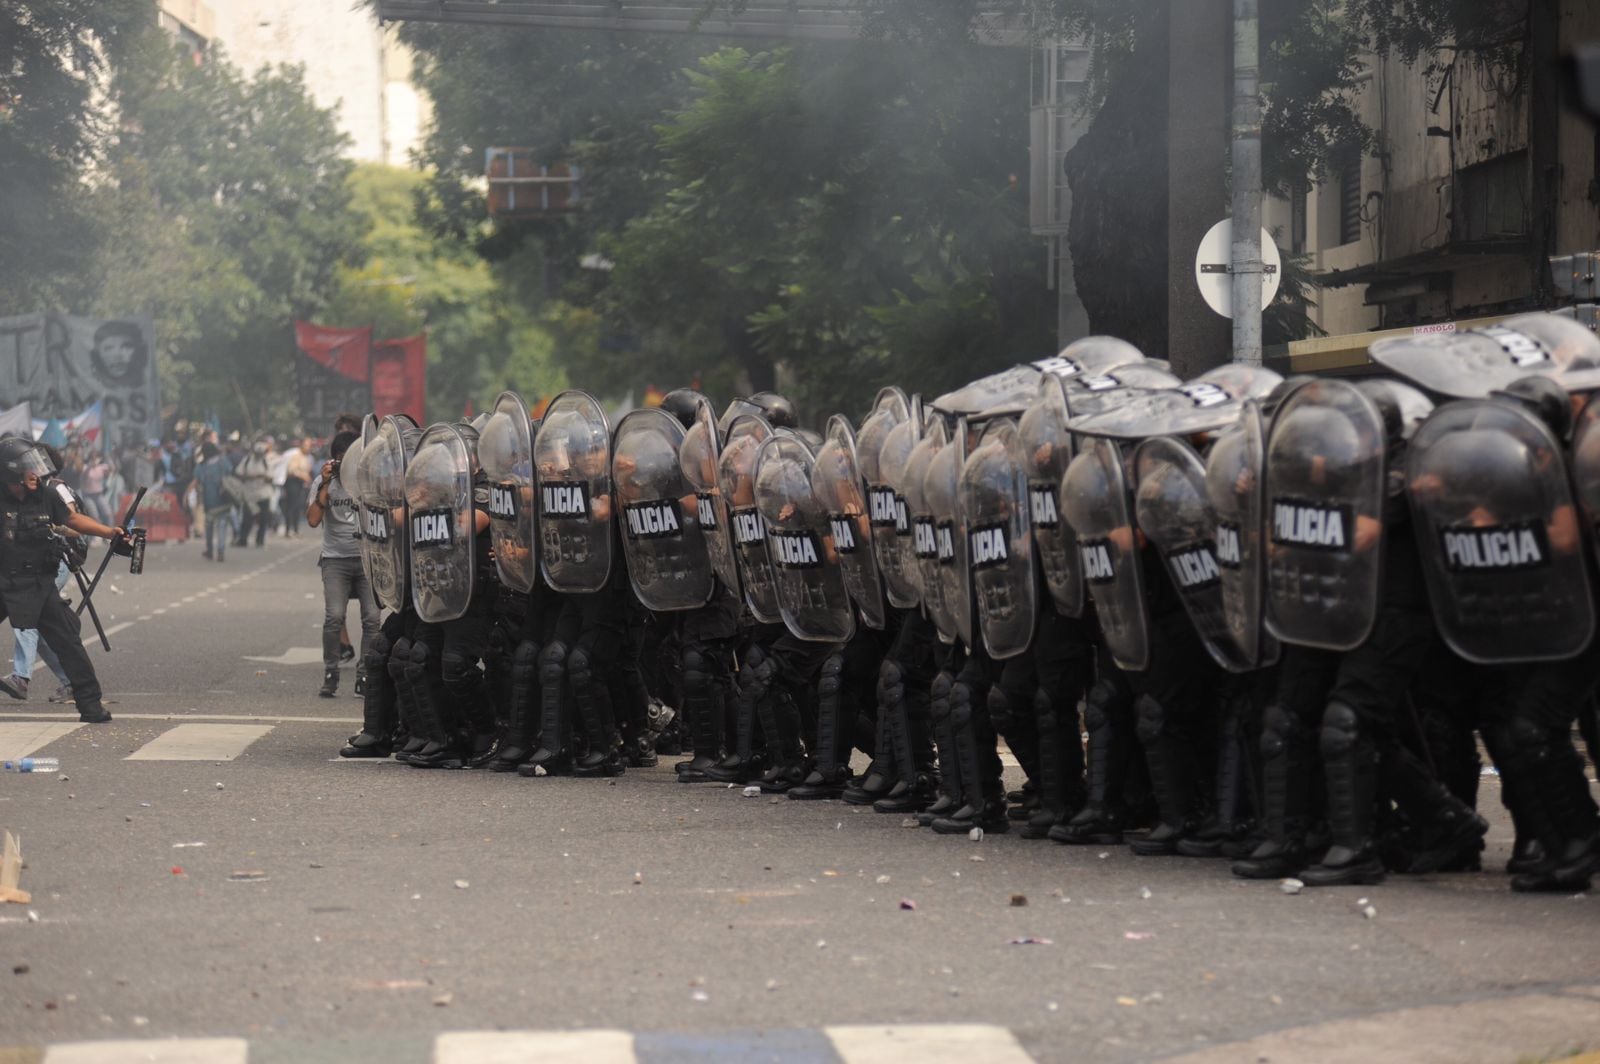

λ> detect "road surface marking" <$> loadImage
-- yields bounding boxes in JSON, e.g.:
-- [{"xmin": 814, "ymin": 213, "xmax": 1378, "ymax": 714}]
[
  {"xmin": 44, "ymin": 1039, "xmax": 248, "ymax": 1063},
  {"xmin": 242, "ymin": 647, "xmax": 324, "ymax": 666},
  {"xmin": 435, "ymin": 1030, "xmax": 635, "ymax": 1064},
  {"xmin": 4, "ymin": 712, "xmax": 357, "ymax": 724},
  {"xmin": 825, "ymin": 1025, "xmax": 1035, "ymax": 1064},
  {"xmin": 0, "ymin": 721, "xmax": 82, "ymax": 761},
  {"xmin": 124, "ymin": 723, "xmax": 274, "ymax": 761}
]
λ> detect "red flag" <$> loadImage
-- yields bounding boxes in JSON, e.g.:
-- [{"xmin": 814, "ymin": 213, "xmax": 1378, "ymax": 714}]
[
  {"xmin": 370, "ymin": 334, "xmax": 426, "ymax": 423},
  {"xmin": 294, "ymin": 321, "xmax": 371, "ymax": 382}
]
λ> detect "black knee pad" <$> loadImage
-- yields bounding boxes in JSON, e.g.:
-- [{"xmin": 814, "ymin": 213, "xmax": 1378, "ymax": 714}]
[
  {"xmin": 539, "ymin": 641, "xmax": 568, "ymax": 686},
  {"xmin": 403, "ymin": 640, "xmax": 432, "ymax": 684},
  {"xmin": 1319, "ymin": 701, "xmax": 1360, "ymax": 758},
  {"xmin": 387, "ymin": 637, "xmax": 413, "ymax": 682},
  {"xmin": 1134, "ymin": 693, "xmax": 1166, "ymax": 745},
  {"xmin": 364, "ymin": 632, "xmax": 393, "ymax": 678},
  {"xmin": 510, "ymin": 639, "xmax": 540, "ymax": 685},
  {"xmin": 1498, "ymin": 715, "xmax": 1550, "ymax": 757},
  {"xmin": 929, "ymin": 669, "xmax": 954, "ymax": 722},
  {"xmin": 1260, "ymin": 702, "xmax": 1296, "ymax": 759},
  {"xmin": 818, "ymin": 652, "xmax": 844, "ymax": 701},
  {"xmin": 877, "ymin": 659, "xmax": 905, "ymax": 707},
  {"xmin": 1083, "ymin": 678, "xmax": 1122, "ymax": 732},
  {"xmin": 949, "ymin": 679, "xmax": 974, "ymax": 731},
  {"xmin": 740, "ymin": 652, "xmax": 776, "ymax": 703},
  {"xmin": 567, "ymin": 646, "xmax": 594, "ymax": 690},
  {"xmin": 440, "ymin": 647, "xmax": 478, "ymax": 686},
  {"xmin": 1032, "ymin": 687, "xmax": 1054, "ymax": 722},
  {"xmin": 682, "ymin": 647, "xmax": 710, "ymax": 692},
  {"xmin": 986, "ymin": 685, "xmax": 1013, "ymax": 733}
]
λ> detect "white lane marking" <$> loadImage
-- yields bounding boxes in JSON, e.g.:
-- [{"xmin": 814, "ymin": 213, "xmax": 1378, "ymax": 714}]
[
  {"xmin": 5, "ymin": 713, "xmax": 357, "ymax": 724},
  {"xmin": 124, "ymin": 723, "xmax": 274, "ymax": 761},
  {"xmin": 826, "ymin": 1025, "xmax": 1035, "ymax": 1064},
  {"xmin": 152, "ymin": 609, "xmax": 166, "ymax": 615},
  {"xmin": 45, "ymin": 1039, "xmax": 249, "ymax": 1064},
  {"xmin": 0, "ymin": 721, "xmax": 83, "ymax": 761},
  {"xmin": 435, "ymin": 1031, "xmax": 635, "ymax": 1064},
  {"xmin": 242, "ymin": 647, "xmax": 324, "ymax": 666},
  {"xmin": 181, "ymin": 596, "xmax": 196, "ymax": 603}
]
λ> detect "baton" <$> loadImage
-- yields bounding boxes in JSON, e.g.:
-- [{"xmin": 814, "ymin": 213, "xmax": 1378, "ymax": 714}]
[
  {"xmin": 78, "ymin": 486, "xmax": 147, "ymax": 618},
  {"xmin": 71, "ymin": 566, "xmax": 111, "ymax": 652}
]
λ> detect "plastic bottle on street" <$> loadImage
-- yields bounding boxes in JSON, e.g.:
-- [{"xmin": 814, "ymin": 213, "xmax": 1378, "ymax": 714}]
[{"xmin": 3, "ymin": 757, "xmax": 60, "ymax": 773}]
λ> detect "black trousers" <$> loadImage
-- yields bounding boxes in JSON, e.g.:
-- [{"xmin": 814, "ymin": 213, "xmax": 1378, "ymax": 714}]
[{"xmin": 0, "ymin": 584, "xmax": 102, "ymax": 713}]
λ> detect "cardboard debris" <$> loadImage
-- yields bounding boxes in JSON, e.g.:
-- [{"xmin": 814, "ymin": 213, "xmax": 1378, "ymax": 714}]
[{"xmin": 1, "ymin": 831, "xmax": 30, "ymax": 904}]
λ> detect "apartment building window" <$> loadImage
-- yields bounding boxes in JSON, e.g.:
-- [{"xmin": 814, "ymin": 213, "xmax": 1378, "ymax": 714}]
[
  {"xmin": 1336, "ymin": 144, "xmax": 1362, "ymax": 246},
  {"xmin": 1290, "ymin": 180, "xmax": 1308, "ymax": 254},
  {"xmin": 1453, "ymin": 151, "xmax": 1529, "ymax": 242}
]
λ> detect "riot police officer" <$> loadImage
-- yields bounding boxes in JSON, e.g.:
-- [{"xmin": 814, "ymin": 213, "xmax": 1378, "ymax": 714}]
[{"xmin": 0, "ymin": 437, "xmax": 127, "ymax": 724}]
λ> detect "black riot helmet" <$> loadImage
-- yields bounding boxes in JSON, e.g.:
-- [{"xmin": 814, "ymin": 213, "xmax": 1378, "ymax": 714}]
[
  {"xmin": 1493, "ymin": 374, "xmax": 1574, "ymax": 441},
  {"xmin": 749, "ymin": 391, "xmax": 798, "ymax": 429},
  {"xmin": 0, "ymin": 437, "xmax": 52, "ymax": 486},
  {"xmin": 659, "ymin": 388, "xmax": 706, "ymax": 429}
]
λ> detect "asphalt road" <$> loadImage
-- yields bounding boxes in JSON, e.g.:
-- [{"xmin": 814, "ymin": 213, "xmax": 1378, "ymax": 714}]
[{"xmin": 2, "ymin": 536, "xmax": 1599, "ymax": 1063}]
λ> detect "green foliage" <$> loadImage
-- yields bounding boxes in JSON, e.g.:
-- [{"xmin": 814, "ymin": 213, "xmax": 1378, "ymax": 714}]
[
  {"xmin": 0, "ymin": 0, "xmax": 157, "ymax": 311},
  {"xmin": 322, "ymin": 164, "xmax": 568, "ymax": 421},
  {"xmin": 77, "ymin": 35, "xmax": 361, "ymax": 431}
]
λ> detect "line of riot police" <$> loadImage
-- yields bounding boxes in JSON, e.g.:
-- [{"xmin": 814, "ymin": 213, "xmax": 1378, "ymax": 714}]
[{"xmin": 334, "ymin": 311, "xmax": 1600, "ymax": 894}]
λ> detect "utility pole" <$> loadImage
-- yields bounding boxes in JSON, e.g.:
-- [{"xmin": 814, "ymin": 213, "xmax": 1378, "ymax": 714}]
[{"xmin": 1230, "ymin": 0, "xmax": 1263, "ymax": 365}]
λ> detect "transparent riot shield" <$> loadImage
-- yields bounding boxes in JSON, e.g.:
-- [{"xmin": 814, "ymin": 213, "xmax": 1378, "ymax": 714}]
[
  {"xmin": 533, "ymin": 390, "xmax": 613, "ymax": 593},
  {"xmin": 755, "ymin": 433, "xmax": 857, "ymax": 642},
  {"xmin": 1062, "ymin": 435, "xmax": 1149, "ymax": 670},
  {"xmin": 1372, "ymin": 313, "xmax": 1600, "ymax": 398},
  {"xmin": 923, "ymin": 420, "xmax": 975, "ymax": 648},
  {"xmin": 1134, "ymin": 435, "xmax": 1254, "ymax": 672},
  {"xmin": 815, "ymin": 414, "xmax": 887, "ymax": 629},
  {"xmin": 405, "ymin": 423, "xmax": 475, "ymax": 623},
  {"xmin": 613, "ymin": 407, "xmax": 714, "ymax": 612},
  {"xmin": 1406, "ymin": 399, "xmax": 1594, "ymax": 663},
  {"xmin": 477, "ymin": 390, "xmax": 537, "ymax": 593},
  {"xmin": 902, "ymin": 416, "xmax": 949, "ymax": 631},
  {"xmin": 961, "ymin": 419, "xmax": 1036, "ymax": 659},
  {"xmin": 1573, "ymin": 397, "xmax": 1600, "ymax": 565},
  {"xmin": 1203, "ymin": 401, "xmax": 1279, "ymax": 669},
  {"xmin": 718, "ymin": 413, "xmax": 782, "ymax": 623},
  {"xmin": 680, "ymin": 397, "xmax": 741, "ymax": 599},
  {"xmin": 1018, "ymin": 375, "xmax": 1082, "ymax": 618},
  {"xmin": 1263, "ymin": 379, "xmax": 1386, "ymax": 651},
  {"xmin": 861, "ymin": 391, "xmax": 920, "ymax": 609},
  {"xmin": 1069, "ymin": 364, "xmax": 1283, "ymax": 439},
  {"xmin": 361, "ymin": 414, "xmax": 414, "ymax": 612},
  {"xmin": 1030, "ymin": 335, "xmax": 1147, "ymax": 381}
]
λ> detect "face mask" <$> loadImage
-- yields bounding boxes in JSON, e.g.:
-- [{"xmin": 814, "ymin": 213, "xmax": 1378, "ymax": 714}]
[{"xmin": 253, "ymin": 444, "xmax": 267, "ymax": 455}]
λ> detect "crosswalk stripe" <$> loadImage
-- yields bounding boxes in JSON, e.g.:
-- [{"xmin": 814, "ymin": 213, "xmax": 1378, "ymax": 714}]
[
  {"xmin": 435, "ymin": 1030, "xmax": 635, "ymax": 1064},
  {"xmin": 0, "ymin": 720, "xmax": 82, "ymax": 761},
  {"xmin": 824, "ymin": 1024, "xmax": 1035, "ymax": 1064},
  {"xmin": 124, "ymin": 723, "xmax": 273, "ymax": 762},
  {"xmin": 43, "ymin": 1038, "xmax": 248, "ymax": 1063}
]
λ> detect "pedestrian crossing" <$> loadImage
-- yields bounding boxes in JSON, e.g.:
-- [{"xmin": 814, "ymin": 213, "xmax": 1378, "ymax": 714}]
[
  {"xmin": 0, "ymin": 720, "xmax": 282, "ymax": 763},
  {"xmin": 19, "ymin": 1025, "xmax": 1036, "ymax": 1063}
]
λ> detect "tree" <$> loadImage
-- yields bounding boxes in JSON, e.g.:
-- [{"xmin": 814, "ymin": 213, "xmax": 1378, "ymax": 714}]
[
  {"xmin": 0, "ymin": 0, "xmax": 156, "ymax": 311},
  {"xmin": 81, "ymin": 35, "xmax": 363, "ymax": 431}
]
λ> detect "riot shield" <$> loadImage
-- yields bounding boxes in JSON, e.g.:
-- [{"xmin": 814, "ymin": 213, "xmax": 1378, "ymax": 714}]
[
  {"xmin": 755, "ymin": 433, "xmax": 857, "ymax": 642},
  {"xmin": 1134, "ymin": 435, "xmax": 1254, "ymax": 672},
  {"xmin": 1573, "ymin": 397, "xmax": 1600, "ymax": 558},
  {"xmin": 961, "ymin": 419, "xmax": 1036, "ymax": 659},
  {"xmin": 1018, "ymin": 374, "xmax": 1083, "ymax": 617},
  {"xmin": 922, "ymin": 420, "xmax": 975, "ymax": 647},
  {"xmin": 1068, "ymin": 364, "xmax": 1284, "ymax": 439},
  {"xmin": 478, "ymin": 390, "xmax": 537, "ymax": 593},
  {"xmin": 718, "ymin": 413, "xmax": 783, "ymax": 623},
  {"xmin": 1371, "ymin": 313, "xmax": 1600, "ymax": 398},
  {"xmin": 613, "ymin": 407, "xmax": 715, "ymax": 612},
  {"xmin": 405, "ymin": 423, "xmax": 475, "ymax": 623},
  {"xmin": 815, "ymin": 414, "xmax": 887, "ymax": 629},
  {"xmin": 1203, "ymin": 401, "xmax": 1279, "ymax": 669},
  {"xmin": 340, "ymin": 417, "xmax": 374, "ymax": 591},
  {"xmin": 533, "ymin": 390, "xmax": 614, "ymax": 593},
  {"xmin": 680, "ymin": 397, "xmax": 742, "ymax": 599},
  {"xmin": 903, "ymin": 417, "xmax": 950, "ymax": 630},
  {"xmin": 1263, "ymin": 379, "xmax": 1386, "ymax": 651},
  {"xmin": 863, "ymin": 391, "xmax": 922, "ymax": 608},
  {"xmin": 1406, "ymin": 399, "xmax": 1593, "ymax": 663},
  {"xmin": 1062, "ymin": 435, "xmax": 1149, "ymax": 670},
  {"xmin": 1031, "ymin": 335, "xmax": 1147, "ymax": 381},
  {"xmin": 1066, "ymin": 363, "xmax": 1183, "ymax": 403},
  {"xmin": 361, "ymin": 414, "xmax": 415, "ymax": 612}
]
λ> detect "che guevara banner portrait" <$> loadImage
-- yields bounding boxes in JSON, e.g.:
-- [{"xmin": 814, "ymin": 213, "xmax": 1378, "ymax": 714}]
[{"xmin": 0, "ymin": 313, "xmax": 160, "ymax": 449}]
